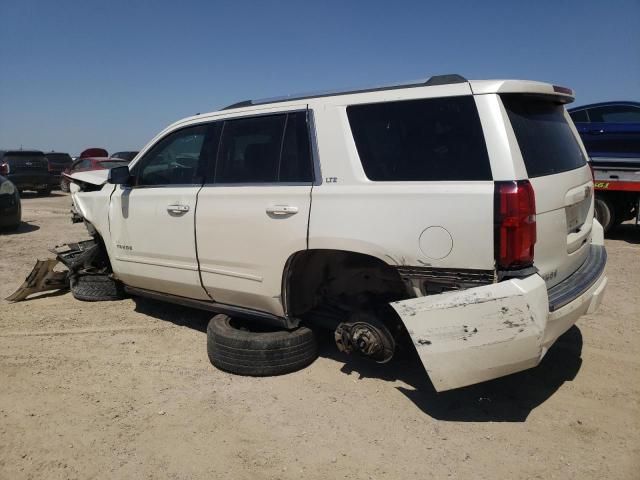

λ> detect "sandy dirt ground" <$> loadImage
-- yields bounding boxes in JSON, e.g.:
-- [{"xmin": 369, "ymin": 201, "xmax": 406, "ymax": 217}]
[{"xmin": 0, "ymin": 192, "xmax": 638, "ymax": 479}]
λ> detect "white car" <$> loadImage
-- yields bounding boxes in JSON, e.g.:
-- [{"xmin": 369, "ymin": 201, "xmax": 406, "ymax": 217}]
[{"xmin": 60, "ymin": 74, "xmax": 607, "ymax": 391}]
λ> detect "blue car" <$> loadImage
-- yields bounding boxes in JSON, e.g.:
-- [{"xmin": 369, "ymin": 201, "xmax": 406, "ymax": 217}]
[{"xmin": 569, "ymin": 101, "xmax": 640, "ymax": 161}]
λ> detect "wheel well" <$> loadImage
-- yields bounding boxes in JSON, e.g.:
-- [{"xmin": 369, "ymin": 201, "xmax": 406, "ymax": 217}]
[{"xmin": 284, "ymin": 249, "xmax": 412, "ymax": 319}]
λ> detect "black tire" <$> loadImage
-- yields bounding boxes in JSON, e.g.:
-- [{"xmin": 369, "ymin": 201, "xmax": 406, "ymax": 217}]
[
  {"xmin": 207, "ymin": 314, "xmax": 318, "ymax": 376},
  {"xmin": 594, "ymin": 196, "xmax": 615, "ymax": 233},
  {"xmin": 60, "ymin": 178, "xmax": 70, "ymax": 193},
  {"xmin": 70, "ymin": 274, "xmax": 125, "ymax": 301}
]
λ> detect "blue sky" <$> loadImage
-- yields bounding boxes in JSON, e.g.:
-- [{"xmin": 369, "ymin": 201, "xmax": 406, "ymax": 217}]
[{"xmin": 0, "ymin": 0, "xmax": 638, "ymax": 155}]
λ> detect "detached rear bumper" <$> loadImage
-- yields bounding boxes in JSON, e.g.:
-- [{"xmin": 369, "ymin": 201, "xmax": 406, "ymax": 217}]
[{"xmin": 391, "ymin": 244, "xmax": 607, "ymax": 392}]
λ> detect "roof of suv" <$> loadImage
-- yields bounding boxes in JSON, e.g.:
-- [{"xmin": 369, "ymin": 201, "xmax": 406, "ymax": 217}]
[
  {"xmin": 146, "ymin": 76, "xmax": 575, "ymax": 146},
  {"xmin": 221, "ymin": 75, "xmax": 575, "ymax": 111}
]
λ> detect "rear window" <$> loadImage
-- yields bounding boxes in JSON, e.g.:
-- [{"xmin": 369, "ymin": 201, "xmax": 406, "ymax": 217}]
[
  {"xmin": 46, "ymin": 153, "xmax": 72, "ymax": 164},
  {"xmin": 347, "ymin": 96, "xmax": 492, "ymax": 181},
  {"xmin": 502, "ymin": 95, "xmax": 587, "ymax": 178}
]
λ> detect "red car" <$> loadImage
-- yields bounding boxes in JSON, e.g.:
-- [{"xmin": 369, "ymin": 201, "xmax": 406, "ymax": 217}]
[{"xmin": 60, "ymin": 157, "xmax": 128, "ymax": 192}]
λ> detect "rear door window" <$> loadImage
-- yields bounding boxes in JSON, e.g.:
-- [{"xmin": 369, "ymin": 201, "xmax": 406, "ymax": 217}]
[
  {"xmin": 501, "ymin": 95, "xmax": 587, "ymax": 178},
  {"xmin": 214, "ymin": 112, "xmax": 313, "ymax": 184},
  {"xmin": 347, "ymin": 96, "xmax": 492, "ymax": 181}
]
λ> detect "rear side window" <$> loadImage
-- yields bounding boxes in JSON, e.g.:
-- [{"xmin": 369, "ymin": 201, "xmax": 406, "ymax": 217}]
[
  {"xmin": 569, "ymin": 110, "xmax": 589, "ymax": 123},
  {"xmin": 501, "ymin": 95, "xmax": 586, "ymax": 178},
  {"xmin": 347, "ymin": 96, "xmax": 492, "ymax": 181},
  {"xmin": 587, "ymin": 105, "xmax": 640, "ymax": 123},
  {"xmin": 215, "ymin": 112, "xmax": 313, "ymax": 184}
]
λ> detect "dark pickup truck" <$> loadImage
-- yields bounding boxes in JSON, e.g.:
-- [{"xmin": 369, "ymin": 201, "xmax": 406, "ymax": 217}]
[{"xmin": 0, "ymin": 150, "xmax": 52, "ymax": 195}]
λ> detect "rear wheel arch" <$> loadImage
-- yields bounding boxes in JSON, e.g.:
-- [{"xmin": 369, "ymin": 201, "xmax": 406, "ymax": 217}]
[{"xmin": 282, "ymin": 249, "xmax": 412, "ymax": 319}]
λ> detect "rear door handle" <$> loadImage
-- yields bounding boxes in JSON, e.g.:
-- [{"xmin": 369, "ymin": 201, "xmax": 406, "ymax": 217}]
[
  {"xmin": 266, "ymin": 205, "xmax": 298, "ymax": 215},
  {"xmin": 167, "ymin": 204, "xmax": 190, "ymax": 214},
  {"xmin": 588, "ymin": 129, "xmax": 605, "ymax": 135}
]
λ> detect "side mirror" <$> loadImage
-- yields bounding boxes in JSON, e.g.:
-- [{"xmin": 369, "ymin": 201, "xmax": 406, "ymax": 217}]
[{"xmin": 108, "ymin": 165, "xmax": 131, "ymax": 185}]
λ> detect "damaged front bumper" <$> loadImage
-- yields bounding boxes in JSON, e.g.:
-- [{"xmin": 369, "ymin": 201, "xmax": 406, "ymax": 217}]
[
  {"xmin": 6, "ymin": 240, "xmax": 102, "ymax": 302},
  {"xmin": 391, "ymin": 245, "xmax": 608, "ymax": 392}
]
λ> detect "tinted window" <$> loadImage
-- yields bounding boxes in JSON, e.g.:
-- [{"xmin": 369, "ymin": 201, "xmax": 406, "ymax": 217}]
[
  {"xmin": 280, "ymin": 112, "xmax": 313, "ymax": 182},
  {"xmin": 138, "ymin": 125, "xmax": 209, "ymax": 186},
  {"xmin": 569, "ymin": 109, "xmax": 589, "ymax": 123},
  {"xmin": 501, "ymin": 95, "xmax": 586, "ymax": 178},
  {"xmin": 45, "ymin": 153, "xmax": 73, "ymax": 164},
  {"xmin": 214, "ymin": 112, "xmax": 313, "ymax": 184},
  {"xmin": 587, "ymin": 105, "xmax": 640, "ymax": 123},
  {"xmin": 111, "ymin": 151, "xmax": 138, "ymax": 161},
  {"xmin": 98, "ymin": 160, "xmax": 129, "ymax": 168},
  {"xmin": 70, "ymin": 159, "xmax": 86, "ymax": 171},
  {"xmin": 347, "ymin": 96, "xmax": 491, "ymax": 181}
]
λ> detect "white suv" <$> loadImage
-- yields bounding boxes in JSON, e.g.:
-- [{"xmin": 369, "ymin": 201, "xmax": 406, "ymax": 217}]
[{"xmin": 63, "ymin": 74, "xmax": 607, "ymax": 391}]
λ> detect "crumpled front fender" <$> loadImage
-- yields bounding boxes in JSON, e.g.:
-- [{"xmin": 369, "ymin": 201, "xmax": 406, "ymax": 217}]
[{"xmin": 390, "ymin": 274, "xmax": 549, "ymax": 392}]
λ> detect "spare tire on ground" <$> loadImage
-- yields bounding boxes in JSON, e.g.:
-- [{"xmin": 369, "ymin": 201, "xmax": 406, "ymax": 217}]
[
  {"xmin": 70, "ymin": 274, "xmax": 125, "ymax": 302},
  {"xmin": 207, "ymin": 314, "xmax": 318, "ymax": 376}
]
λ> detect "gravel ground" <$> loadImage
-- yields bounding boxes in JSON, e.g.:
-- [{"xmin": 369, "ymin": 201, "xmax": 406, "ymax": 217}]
[{"xmin": 0, "ymin": 192, "xmax": 638, "ymax": 479}]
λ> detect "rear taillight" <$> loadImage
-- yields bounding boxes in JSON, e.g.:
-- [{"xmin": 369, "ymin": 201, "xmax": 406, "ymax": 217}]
[
  {"xmin": 494, "ymin": 180, "xmax": 536, "ymax": 270},
  {"xmin": 0, "ymin": 163, "xmax": 9, "ymax": 176}
]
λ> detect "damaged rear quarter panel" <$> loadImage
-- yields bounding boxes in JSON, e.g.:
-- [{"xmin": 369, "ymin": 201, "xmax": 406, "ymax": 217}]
[{"xmin": 391, "ymin": 274, "xmax": 549, "ymax": 391}]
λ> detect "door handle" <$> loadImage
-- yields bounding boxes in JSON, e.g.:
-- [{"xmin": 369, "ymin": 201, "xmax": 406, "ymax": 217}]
[
  {"xmin": 588, "ymin": 129, "xmax": 605, "ymax": 135},
  {"xmin": 266, "ymin": 205, "xmax": 298, "ymax": 215},
  {"xmin": 167, "ymin": 204, "xmax": 190, "ymax": 214}
]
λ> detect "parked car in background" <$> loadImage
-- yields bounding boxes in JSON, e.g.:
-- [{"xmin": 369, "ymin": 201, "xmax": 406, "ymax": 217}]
[
  {"xmin": 60, "ymin": 157, "xmax": 129, "ymax": 192},
  {"xmin": 0, "ymin": 150, "xmax": 52, "ymax": 195},
  {"xmin": 569, "ymin": 101, "xmax": 640, "ymax": 232},
  {"xmin": 45, "ymin": 152, "xmax": 73, "ymax": 188},
  {"xmin": 0, "ymin": 175, "xmax": 21, "ymax": 230},
  {"xmin": 110, "ymin": 151, "xmax": 139, "ymax": 162}
]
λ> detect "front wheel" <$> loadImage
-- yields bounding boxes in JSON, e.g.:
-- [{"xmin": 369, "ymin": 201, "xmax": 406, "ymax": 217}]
[
  {"xmin": 594, "ymin": 196, "xmax": 615, "ymax": 233},
  {"xmin": 70, "ymin": 274, "xmax": 125, "ymax": 301},
  {"xmin": 60, "ymin": 178, "xmax": 70, "ymax": 193}
]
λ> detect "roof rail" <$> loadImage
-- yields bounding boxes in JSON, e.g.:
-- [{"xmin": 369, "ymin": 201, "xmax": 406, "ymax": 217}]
[{"xmin": 221, "ymin": 74, "xmax": 467, "ymax": 110}]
